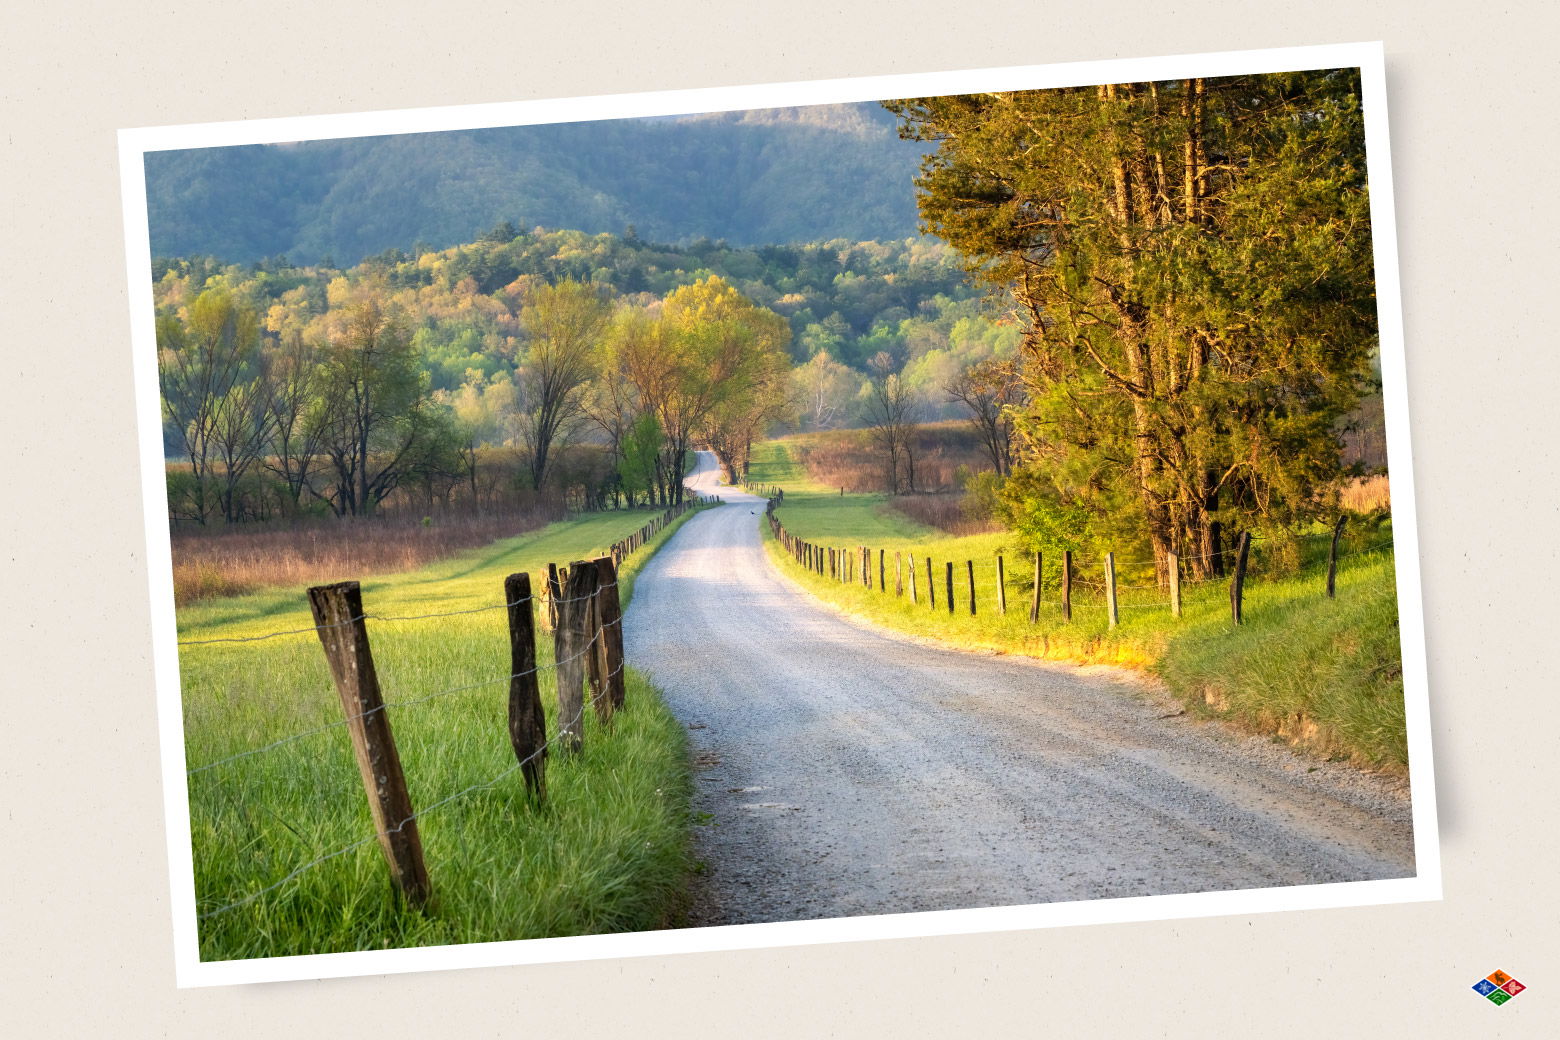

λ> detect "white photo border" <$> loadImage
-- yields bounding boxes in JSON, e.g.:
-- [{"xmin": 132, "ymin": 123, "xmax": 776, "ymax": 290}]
[{"xmin": 119, "ymin": 40, "xmax": 1440, "ymax": 989}]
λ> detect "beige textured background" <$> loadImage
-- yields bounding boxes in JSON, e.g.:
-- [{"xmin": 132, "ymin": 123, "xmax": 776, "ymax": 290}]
[{"xmin": 3, "ymin": 1, "xmax": 1555, "ymax": 1034}]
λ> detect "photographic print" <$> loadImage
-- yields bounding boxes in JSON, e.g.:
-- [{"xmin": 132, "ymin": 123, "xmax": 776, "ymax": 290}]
[{"xmin": 121, "ymin": 43, "xmax": 1439, "ymax": 986}]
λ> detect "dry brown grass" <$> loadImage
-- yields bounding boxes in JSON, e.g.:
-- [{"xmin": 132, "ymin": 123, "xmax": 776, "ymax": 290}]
[
  {"xmin": 170, "ymin": 504, "xmax": 565, "ymax": 605},
  {"xmin": 890, "ymin": 493, "xmax": 1003, "ymax": 536},
  {"xmin": 1340, "ymin": 474, "xmax": 1390, "ymax": 514},
  {"xmin": 790, "ymin": 422, "xmax": 992, "ymax": 494}
]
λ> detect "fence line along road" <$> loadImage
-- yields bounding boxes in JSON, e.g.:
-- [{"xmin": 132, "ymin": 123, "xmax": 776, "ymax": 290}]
[
  {"xmin": 182, "ymin": 493, "xmax": 713, "ymax": 919},
  {"xmin": 764, "ymin": 493, "xmax": 1393, "ymax": 630}
]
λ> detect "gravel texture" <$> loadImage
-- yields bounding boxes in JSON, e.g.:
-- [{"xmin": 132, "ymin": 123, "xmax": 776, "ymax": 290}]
[{"xmin": 624, "ymin": 453, "xmax": 1415, "ymax": 927}]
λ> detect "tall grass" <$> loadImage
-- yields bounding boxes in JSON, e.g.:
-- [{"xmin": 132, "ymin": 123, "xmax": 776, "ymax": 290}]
[
  {"xmin": 751, "ymin": 440, "xmax": 1408, "ymax": 772},
  {"xmin": 1340, "ymin": 474, "xmax": 1391, "ymax": 513},
  {"xmin": 890, "ymin": 492, "xmax": 1003, "ymax": 536},
  {"xmin": 179, "ymin": 506, "xmax": 703, "ymax": 960},
  {"xmin": 782, "ymin": 422, "xmax": 993, "ymax": 493},
  {"xmin": 171, "ymin": 506, "xmax": 568, "ymax": 603}
]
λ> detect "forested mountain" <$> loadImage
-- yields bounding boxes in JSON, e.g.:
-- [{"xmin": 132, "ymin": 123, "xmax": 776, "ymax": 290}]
[{"xmin": 144, "ymin": 103, "xmax": 931, "ymax": 265}]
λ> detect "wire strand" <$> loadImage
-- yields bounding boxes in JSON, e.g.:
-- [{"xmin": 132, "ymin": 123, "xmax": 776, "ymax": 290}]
[
  {"xmin": 187, "ymin": 625, "xmax": 606, "ymax": 775},
  {"xmin": 197, "ymin": 661, "xmax": 603, "ymax": 921}
]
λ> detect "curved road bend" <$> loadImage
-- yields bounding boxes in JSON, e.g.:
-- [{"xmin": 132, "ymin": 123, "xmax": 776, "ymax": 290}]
[{"xmin": 624, "ymin": 452, "xmax": 1414, "ymax": 926}]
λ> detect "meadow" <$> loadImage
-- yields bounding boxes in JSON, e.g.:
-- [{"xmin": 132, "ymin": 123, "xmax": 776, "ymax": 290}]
[
  {"xmin": 750, "ymin": 439, "xmax": 1408, "ymax": 772},
  {"xmin": 178, "ymin": 506, "xmax": 702, "ymax": 961}
]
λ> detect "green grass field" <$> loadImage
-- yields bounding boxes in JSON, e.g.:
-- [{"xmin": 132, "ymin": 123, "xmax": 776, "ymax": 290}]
[
  {"xmin": 178, "ymin": 505, "xmax": 703, "ymax": 961},
  {"xmin": 748, "ymin": 439, "xmax": 1407, "ymax": 772}
]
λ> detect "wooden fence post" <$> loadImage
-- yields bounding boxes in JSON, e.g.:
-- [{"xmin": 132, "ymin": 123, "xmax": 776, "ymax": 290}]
[
  {"xmin": 1230, "ymin": 531, "xmax": 1252, "ymax": 625},
  {"xmin": 504, "ymin": 573, "xmax": 547, "ymax": 800},
  {"xmin": 592, "ymin": 555, "xmax": 627, "ymax": 715},
  {"xmin": 946, "ymin": 561, "xmax": 955, "ymax": 615},
  {"xmin": 307, "ymin": 581, "xmax": 431, "ymax": 909},
  {"xmin": 928, "ymin": 557, "xmax": 936, "ymax": 609},
  {"xmin": 1168, "ymin": 551, "xmax": 1182, "ymax": 618},
  {"xmin": 1104, "ymin": 552, "xmax": 1119, "ymax": 628},
  {"xmin": 555, "ymin": 561, "xmax": 598, "ymax": 751},
  {"xmin": 546, "ymin": 562, "xmax": 562, "ymax": 631},
  {"xmin": 895, "ymin": 552, "xmax": 903, "ymax": 596},
  {"xmin": 908, "ymin": 555, "xmax": 918, "ymax": 604},
  {"xmin": 1061, "ymin": 550, "xmax": 1073, "ymax": 621},
  {"xmin": 1326, "ymin": 515, "xmax": 1346, "ymax": 598},
  {"xmin": 879, "ymin": 549, "xmax": 886, "ymax": 592},
  {"xmin": 583, "ymin": 563, "xmax": 607, "ymax": 721},
  {"xmin": 966, "ymin": 560, "xmax": 976, "ymax": 616},
  {"xmin": 996, "ymin": 555, "xmax": 1006, "ymax": 615},
  {"xmin": 1029, "ymin": 551, "xmax": 1042, "ymax": 623}
]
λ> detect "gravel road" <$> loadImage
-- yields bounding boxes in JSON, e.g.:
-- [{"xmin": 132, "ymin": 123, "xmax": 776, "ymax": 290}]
[{"xmin": 624, "ymin": 452, "xmax": 1415, "ymax": 926}]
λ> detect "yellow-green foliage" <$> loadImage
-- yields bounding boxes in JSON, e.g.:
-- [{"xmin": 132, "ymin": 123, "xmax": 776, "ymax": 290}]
[{"xmin": 180, "ymin": 506, "xmax": 701, "ymax": 960}]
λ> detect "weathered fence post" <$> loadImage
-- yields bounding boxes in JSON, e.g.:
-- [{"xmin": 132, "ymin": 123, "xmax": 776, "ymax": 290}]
[
  {"xmin": 307, "ymin": 581, "xmax": 431, "ymax": 909},
  {"xmin": 1326, "ymin": 515, "xmax": 1346, "ymax": 599},
  {"xmin": 945, "ymin": 561, "xmax": 955, "ymax": 615},
  {"xmin": 592, "ymin": 555, "xmax": 627, "ymax": 715},
  {"xmin": 1061, "ymin": 550, "xmax": 1073, "ymax": 621},
  {"xmin": 555, "ymin": 561, "xmax": 598, "ymax": 751},
  {"xmin": 1230, "ymin": 531, "xmax": 1252, "ymax": 625},
  {"xmin": 928, "ymin": 557, "xmax": 936, "ymax": 609},
  {"xmin": 1104, "ymin": 552, "xmax": 1119, "ymax": 628},
  {"xmin": 504, "ymin": 573, "xmax": 547, "ymax": 800},
  {"xmin": 546, "ymin": 562, "xmax": 562, "ymax": 631},
  {"xmin": 1029, "ymin": 550, "xmax": 1042, "ymax": 624},
  {"xmin": 1168, "ymin": 551, "xmax": 1182, "ymax": 619},
  {"xmin": 879, "ymin": 549, "xmax": 886, "ymax": 592},
  {"xmin": 908, "ymin": 555, "xmax": 918, "ymax": 604},
  {"xmin": 583, "ymin": 563, "xmax": 607, "ymax": 720},
  {"xmin": 996, "ymin": 555, "xmax": 1006, "ymax": 615},
  {"xmin": 895, "ymin": 552, "xmax": 903, "ymax": 596},
  {"xmin": 966, "ymin": 560, "xmax": 976, "ymax": 616}
]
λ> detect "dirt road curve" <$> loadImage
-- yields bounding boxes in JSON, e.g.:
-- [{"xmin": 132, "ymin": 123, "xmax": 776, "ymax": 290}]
[{"xmin": 624, "ymin": 452, "xmax": 1414, "ymax": 926}]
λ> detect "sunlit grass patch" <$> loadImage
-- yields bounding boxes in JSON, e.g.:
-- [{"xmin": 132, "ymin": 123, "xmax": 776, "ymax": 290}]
[{"xmin": 178, "ymin": 505, "xmax": 703, "ymax": 960}]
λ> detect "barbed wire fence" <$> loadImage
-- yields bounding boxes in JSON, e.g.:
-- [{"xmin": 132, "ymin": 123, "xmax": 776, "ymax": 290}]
[
  {"xmin": 180, "ymin": 493, "xmax": 716, "ymax": 923},
  {"xmin": 764, "ymin": 492, "xmax": 1394, "ymax": 629}
]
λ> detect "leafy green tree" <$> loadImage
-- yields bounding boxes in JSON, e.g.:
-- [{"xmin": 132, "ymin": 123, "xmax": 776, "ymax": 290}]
[
  {"xmin": 618, "ymin": 412, "xmax": 663, "ymax": 506},
  {"xmin": 310, "ymin": 298, "xmax": 443, "ymax": 516},
  {"xmin": 887, "ymin": 72, "xmax": 1378, "ymax": 577},
  {"xmin": 516, "ymin": 280, "xmax": 613, "ymax": 490},
  {"xmin": 663, "ymin": 276, "xmax": 792, "ymax": 485},
  {"xmin": 157, "ymin": 288, "xmax": 263, "ymax": 523}
]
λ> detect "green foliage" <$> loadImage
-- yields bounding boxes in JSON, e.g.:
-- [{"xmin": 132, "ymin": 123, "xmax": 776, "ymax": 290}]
[
  {"xmin": 958, "ymin": 468, "xmax": 1004, "ymax": 527},
  {"xmin": 618, "ymin": 413, "xmax": 663, "ymax": 501},
  {"xmin": 154, "ymin": 228, "xmax": 997, "ymax": 382},
  {"xmin": 887, "ymin": 72, "xmax": 1380, "ymax": 576}
]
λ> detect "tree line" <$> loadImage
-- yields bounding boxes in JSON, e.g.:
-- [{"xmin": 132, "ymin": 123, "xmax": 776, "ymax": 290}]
[
  {"xmin": 156, "ymin": 274, "xmax": 790, "ymax": 524},
  {"xmin": 885, "ymin": 69, "xmax": 1384, "ymax": 578}
]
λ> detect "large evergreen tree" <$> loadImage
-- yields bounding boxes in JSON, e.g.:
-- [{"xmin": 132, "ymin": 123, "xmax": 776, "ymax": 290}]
[{"xmin": 886, "ymin": 71, "xmax": 1379, "ymax": 577}]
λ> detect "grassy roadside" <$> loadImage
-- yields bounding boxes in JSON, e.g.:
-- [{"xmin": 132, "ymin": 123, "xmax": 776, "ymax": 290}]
[
  {"xmin": 180, "ymin": 504, "xmax": 706, "ymax": 960},
  {"xmin": 749, "ymin": 439, "xmax": 1408, "ymax": 773}
]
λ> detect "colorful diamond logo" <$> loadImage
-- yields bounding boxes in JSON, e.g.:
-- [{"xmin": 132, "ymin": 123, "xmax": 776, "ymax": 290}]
[{"xmin": 1473, "ymin": 970, "xmax": 1524, "ymax": 1005}]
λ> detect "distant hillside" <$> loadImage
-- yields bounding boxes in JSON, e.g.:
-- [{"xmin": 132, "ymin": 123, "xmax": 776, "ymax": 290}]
[{"xmin": 144, "ymin": 102, "xmax": 932, "ymax": 265}]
